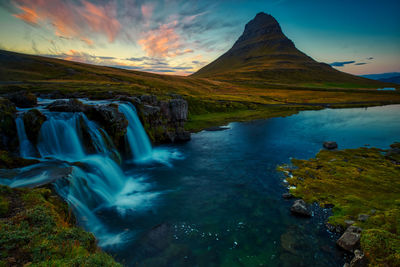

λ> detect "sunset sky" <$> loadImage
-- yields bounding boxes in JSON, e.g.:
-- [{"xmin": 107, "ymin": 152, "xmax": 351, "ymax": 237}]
[{"xmin": 0, "ymin": 0, "xmax": 399, "ymax": 76}]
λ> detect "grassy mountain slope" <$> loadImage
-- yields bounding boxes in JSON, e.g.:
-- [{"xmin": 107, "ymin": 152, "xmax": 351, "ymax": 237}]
[{"xmin": 0, "ymin": 47, "xmax": 399, "ymax": 132}]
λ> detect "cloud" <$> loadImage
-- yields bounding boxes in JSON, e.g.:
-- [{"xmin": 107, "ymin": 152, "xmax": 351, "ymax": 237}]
[
  {"xmin": 330, "ymin": 61, "xmax": 355, "ymax": 67},
  {"xmin": 367, "ymin": 57, "xmax": 374, "ymax": 60},
  {"xmin": 141, "ymin": 3, "xmax": 154, "ymax": 22},
  {"xmin": 11, "ymin": 0, "xmax": 121, "ymax": 45},
  {"xmin": 355, "ymin": 63, "xmax": 367, "ymax": 65},
  {"xmin": 138, "ymin": 21, "xmax": 194, "ymax": 58}
]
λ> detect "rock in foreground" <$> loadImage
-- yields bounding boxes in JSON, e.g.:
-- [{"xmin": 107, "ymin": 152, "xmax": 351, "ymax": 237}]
[
  {"xmin": 336, "ymin": 226, "xmax": 362, "ymax": 252},
  {"xmin": 290, "ymin": 199, "xmax": 311, "ymax": 217}
]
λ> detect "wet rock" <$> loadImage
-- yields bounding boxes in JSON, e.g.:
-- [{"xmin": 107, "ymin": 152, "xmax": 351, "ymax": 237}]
[
  {"xmin": 357, "ymin": 214, "xmax": 370, "ymax": 222},
  {"xmin": 282, "ymin": 192, "xmax": 294, "ymax": 199},
  {"xmin": 175, "ymin": 128, "xmax": 191, "ymax": 142},
  {"xmin": 326, "ymin": 222, "xmax": 345, "ymax": 234},
  {"xmin": 336, "ymin": 226, "xmax": 362, "ymax": 252},
  {"xmin": 85, "ymin": 104, "xmax": 128, "ymax": 148},
  {"xmin": 136, "ymin": 95, "xmax": 190, "ymax": 144},
  {"xmin": 47, "ymin": 99, "xmax": 88, "ymax": 112},
  {"xmin": 205, "ymin": 126, "xmax": 230, "ymax": 131},
  {"xmin": 0, "ymin": 97, "xmax": 18, "ymax": 152},
  {"xmin": 350, "ymin": 250, "xmax": 368, "ymax": 267},
  {"xmin": 4, "ymin": 91, "xmax": 37, "ymax": 108},
  {"xmin": 290, "ymin": 199, "xmax": 311, "ymax": 217},
  {"xmin": 23, "ymin": 109, "xmax": 46, "ymax": 144},
  {"xmin": 323, "ymin": 141, "xmax": 338, "ymax": 150}
]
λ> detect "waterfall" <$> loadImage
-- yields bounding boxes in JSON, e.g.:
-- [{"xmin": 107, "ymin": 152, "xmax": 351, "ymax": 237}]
[
  {"xmin": 15, "ymin": 116, "xmax": 36, "ymax": 158},
  {"xmin": 1, "ymin": 99, "xmax": 182, "ymax": 247},
  {"xmin": 118, "ymin": 103, "xmax": 153, "ymax": 161},
  {"xmin": 37, "ymin": 113, "xmax": 85, "ymax": 161}
]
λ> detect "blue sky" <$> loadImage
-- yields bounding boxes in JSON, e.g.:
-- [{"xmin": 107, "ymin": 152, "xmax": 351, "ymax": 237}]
[{"xmin": 0, "ymin": 0, "xmax": 399, "ymax": 75}]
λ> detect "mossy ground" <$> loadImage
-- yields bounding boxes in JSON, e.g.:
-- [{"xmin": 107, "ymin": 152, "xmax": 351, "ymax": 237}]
[
  {"xmin": 278, "ymin": 144, "xmax": 400, "ymax": 266},
  {"xmin": 0, "ymin": 185, "xmax": 122, "ymax": 266}
]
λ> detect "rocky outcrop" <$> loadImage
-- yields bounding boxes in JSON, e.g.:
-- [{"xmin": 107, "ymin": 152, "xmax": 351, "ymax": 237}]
[
  {"xmin": 47, "ymin": 99, "xmax": 88, "ymax": 112},
  {"xmin": 4, "ymin": 91, "xmax": 37, "ymax": 108},
  {"xmin": 290, "ymin": 199, "xmax": 311, "ymax": 217},
  {"xmin": 132, "ymin": 95, "xmax": 190, "ymax": 143},
  {"xmin": 23, "ymin": 109, "xmax": 46, "ymax": 144},
  {"xmin": 0, "ymin": 97, "xmax": 18, "ymax": 153},
  {"xmin": 85, "ymin": 104, "xmax": 128, "ymax": 149},
  {"xmin": 323, "ymin": 141, "xmax": 338, "ymax": 149},
  {"xmin": 336, "ymin": 226, "xmax": 362, "ymax": 252}
]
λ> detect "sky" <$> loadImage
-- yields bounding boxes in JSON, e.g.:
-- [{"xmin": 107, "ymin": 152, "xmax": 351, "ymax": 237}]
[{"xmin": 0, "ymin": 0, "xmax": 399, "ymax": 76}]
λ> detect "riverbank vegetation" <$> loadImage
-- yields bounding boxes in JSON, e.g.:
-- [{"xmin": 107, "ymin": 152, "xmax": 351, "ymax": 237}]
[
  {"xmin": 0, "ymin": 185, "xmax": 122, "ymax": 266},
  {"xmin": 279, "ymin": 144, "xmax": 400, "ymax": 266}
]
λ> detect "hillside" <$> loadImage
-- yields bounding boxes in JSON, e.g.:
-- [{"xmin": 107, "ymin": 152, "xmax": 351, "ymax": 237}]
[{"xmin": 192, "ymin": 13, "xmax": 388, "ymax": 89}]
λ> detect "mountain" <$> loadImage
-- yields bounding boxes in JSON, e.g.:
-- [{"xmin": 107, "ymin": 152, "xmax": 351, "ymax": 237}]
[
  {"xmin": 192, "ymin": 12, "xmax": 386, "ymax": 88},
  {"xmin": 361, "ymin": 73, "xmax": 400, "ymax": 85}
]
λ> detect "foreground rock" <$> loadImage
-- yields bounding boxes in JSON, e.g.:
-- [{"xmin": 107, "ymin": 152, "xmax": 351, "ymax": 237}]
[
  {"xmin": 0, "ymin": 97, "xmax": 18, "ymax": 152},
  {"xmin": 4, "ymin": 91, "xmax": 37, "ymax": 108},
  {"xmin": 23, "ymin": 109, "xmax": 47, "ymax": 144},
  {"xmin": 323, "ymin": 141, "xmax": 338, "ymax": 149},
  {"xmin": 290, "ymin": 199, "xmax": 311, "ymax": 217},
  {"xmin": 336, "ymin": 226, "xmax": 362, "ymax": 252}
]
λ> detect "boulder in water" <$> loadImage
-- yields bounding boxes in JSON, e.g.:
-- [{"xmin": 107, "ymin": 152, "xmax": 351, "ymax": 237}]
[
  {"xmin": 290, "ymin": 199, "xmax": 311, "ymax": 217},
  {"xmin": 23, "ymin": 109, "xmax": 46, "ymax": 144},
  {"xmin": 4, "ymin": 91, "xmax": 37, "ymax": 108},
  {"xmin": 323, "ymin": 141, "xmax": 338, "ymax": 150},
  {"xmin": 0, "ymin": 97, "xmax": 18, "ymax": 152},
  {"xmin": 350, "ymin": 250, "xmax": 368, "ymax": 267}
]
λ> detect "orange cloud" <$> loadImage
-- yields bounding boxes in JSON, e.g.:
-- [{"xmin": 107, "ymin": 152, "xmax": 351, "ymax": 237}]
[
  {"xmin": 12, "ymin": 5, "xmax": 39, "ymax": 25},
  {"xmin": 11, "ymin": 0, "xmax": 121, "ymax": 45},
  {"xmin": 141, "ymin": 4, "xmax": 154, "ymax": 22},
  {"xmin": 138, "ymin": 21, "xmax": 194, "ymax": 58}
]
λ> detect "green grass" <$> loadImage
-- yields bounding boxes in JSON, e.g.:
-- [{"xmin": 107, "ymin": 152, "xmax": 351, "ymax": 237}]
[
  {"xmin": 0, "ymin": 185, "xmax": 122, "ymax": 266},
  {"xmin": 278, "ymin": 144, "xmax": 400, "ymax": 266}
]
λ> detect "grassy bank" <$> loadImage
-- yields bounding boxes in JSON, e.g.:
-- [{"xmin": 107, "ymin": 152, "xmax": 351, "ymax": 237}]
[
  {"xmin": 279, "ymin": 144, "xmax": 400, "ymax": 266},
  {"xmin": 0, "ymin": 185, "xmax": 122, "ymax": 266}
]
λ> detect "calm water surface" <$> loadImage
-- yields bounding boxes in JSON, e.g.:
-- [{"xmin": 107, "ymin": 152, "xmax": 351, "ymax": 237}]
[{"xmin": 102, "ymin": 105, "xmax": 400, "ymax": 266}]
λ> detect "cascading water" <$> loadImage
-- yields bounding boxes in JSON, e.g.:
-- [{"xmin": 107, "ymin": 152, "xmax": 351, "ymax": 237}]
[
  {"xmin": 119, "ymin": 103, "xmax": 152, "ymax": 161},
  {"xmin": 0, "ymin": 101, "xmax": 177, "ymax": 247},
  {"xmin": 15, "ymin": 116, "xmax": 36, "ymax": 158}
]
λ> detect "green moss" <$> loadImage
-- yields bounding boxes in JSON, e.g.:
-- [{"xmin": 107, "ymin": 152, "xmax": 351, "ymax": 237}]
[
  {"xmin": 0, "ymin": 150, "xmax": 39, "ymax": 169},
  {"xmin": 0, "ymin": 185, "xmax": 122, "ymax": 266},
  {"xmin": 278, "ymin": 144, "xmax": 400, "ymax": 266}
]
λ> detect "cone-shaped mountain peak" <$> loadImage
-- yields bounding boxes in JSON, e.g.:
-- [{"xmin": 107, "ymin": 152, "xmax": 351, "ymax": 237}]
[{"xmin": 192, "ymin": 12, "xmax": 372, "ymax": 86}]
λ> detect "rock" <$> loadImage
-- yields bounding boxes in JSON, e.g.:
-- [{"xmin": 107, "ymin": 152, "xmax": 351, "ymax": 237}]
[
  {"xmin": 343, "ymin": 263, "xmax": 350, "ymax": 267},
  {"xmin": 357, "ymin": 214, "xmax": 370, "ymax": 222},
  {"xmin": 175, "ymin": 128, "xmax": 191, "ymax": 142},
  {"xmin": 4, "ymin": 91, "xmax": 37, "ymax": 108},
  {"xmin": 282, "ymin": 193, "xmax": 294, "ymax": 199},
  {"xmin": 326, "ymin": 222, "xmax": 345, "ymax": 234},
  {"xmin": 142, "ymin": 104, "xmax": 160, "ymax": 117},
  {"xmin": 85, "ymin": 104, "xmax": 128, "ymax": 148},
  {"xmin": 205, "ymin": 126, "xmax": 230, "ymax": 131},
  {"xmin": 23, "ymin": 109, "xmax": 47, "ymax": 144},
  {"xmin": 323, "ymin": 141, "xmax": 338, "ymax": 150},
  {"xmin": 345, "ymin": 220, "xmax": 355, "ymax": 227},
  {"xmin": 140, "ymin": 95, "xmax": 158, "ymax": 105},
  {"xmin": 0, "ymin": 97, "xmax": 18, "ymax": 152},
  {"xmin": 47, "ymin": 99, "xmax": 88, "ymax": 112},
  {"xmin": 290, "ymin": 199, "xmax": 311, "ymax": 217},
  {"xmin": 169, "ymin": 99, "xmax": 188, "ymax": 123},
  {"xmin": 350, "ymin": 250, "xmax": 368, "ymax": 267},
  {"xmin": 336, "ymin": 226, "xmax": 362, "ymax": 252}
]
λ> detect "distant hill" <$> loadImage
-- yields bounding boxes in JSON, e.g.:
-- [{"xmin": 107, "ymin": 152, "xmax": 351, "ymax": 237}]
[
  {"xmin": 361, "ymin": 73, "xmax": 400, "ymax": 85},
  {"xmin": 192, "ymin": 12, "xmax": 388, "ymax": 89}
]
